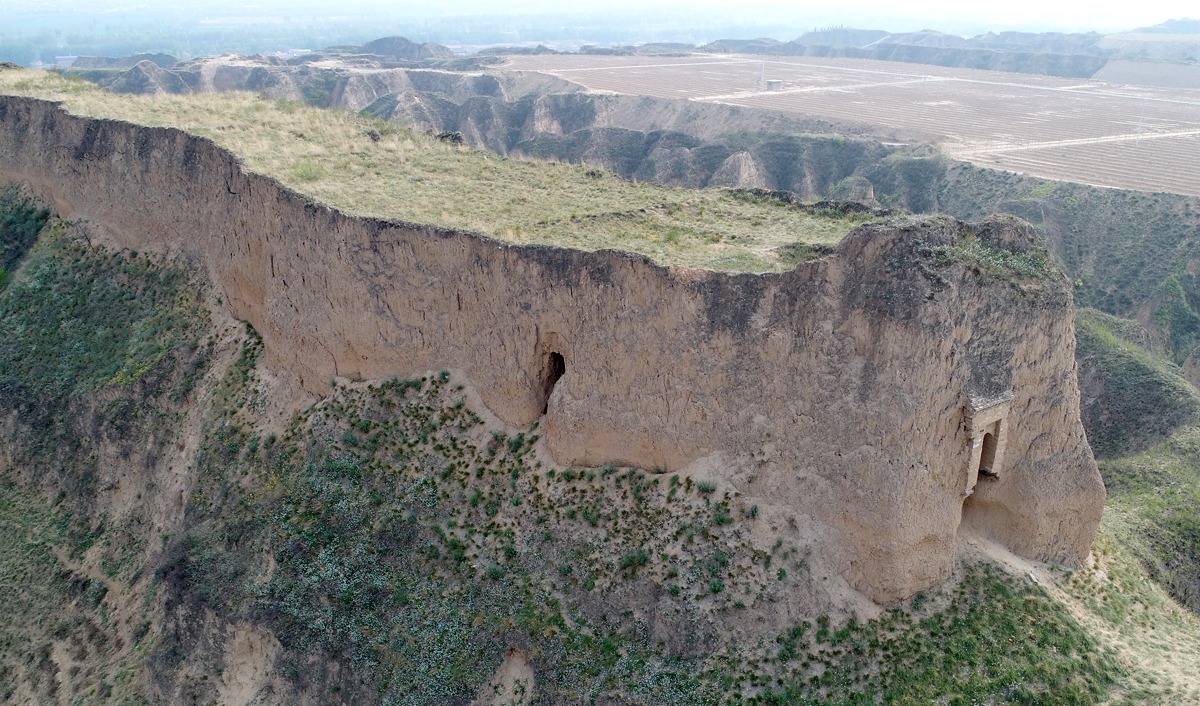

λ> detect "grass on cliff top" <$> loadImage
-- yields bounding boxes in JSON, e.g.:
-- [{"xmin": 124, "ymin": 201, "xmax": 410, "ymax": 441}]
[{"xmin": 0, "ymin": 69, "xmax": 865, "ymax": 273}]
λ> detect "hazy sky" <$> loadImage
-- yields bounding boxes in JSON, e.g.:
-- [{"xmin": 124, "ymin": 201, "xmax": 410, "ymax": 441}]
[
  {"xmin": 452, "ymin": 0, "xmax": 1194, "ymax": 34},
  {"xmin": 2, "ymin": 0, "xmax": 1193, "ymax": 35},
  {"xmin": 0, "ymin": 0, "xmax": 1195, "ymax": 56},
  {"xmin": 729, "ymin": 0, "xmax": 1194, "ymax": 33}
]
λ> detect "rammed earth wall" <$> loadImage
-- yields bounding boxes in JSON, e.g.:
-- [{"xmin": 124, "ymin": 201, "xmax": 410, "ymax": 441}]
[{"xmin": 0, "ymin": 95, "xmax": 1104, "ymax": 603}]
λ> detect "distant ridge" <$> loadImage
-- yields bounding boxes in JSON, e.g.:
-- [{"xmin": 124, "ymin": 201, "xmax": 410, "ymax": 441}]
[
  {"xmin": 1133, "ymin": 18, "xmax": 1200, "ymax": 33},
  {"xmin": 360, "ymin": 36, "xmax": 454, "ymax": 61},
  {"xmin": 697, "ymin": 28, "xmax": 1111, "ymax": 78}
]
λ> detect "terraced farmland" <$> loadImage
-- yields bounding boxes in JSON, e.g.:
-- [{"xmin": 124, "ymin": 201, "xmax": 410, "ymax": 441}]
[{"xmin": 506, "ymin": 53, "xmax": 1200, "ymax": 196}]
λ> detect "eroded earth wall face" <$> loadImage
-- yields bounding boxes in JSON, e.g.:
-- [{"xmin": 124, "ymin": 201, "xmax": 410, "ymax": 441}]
[{"xmin": 0, "ymin": 96, "xmax": 1104, "ymax": 603}]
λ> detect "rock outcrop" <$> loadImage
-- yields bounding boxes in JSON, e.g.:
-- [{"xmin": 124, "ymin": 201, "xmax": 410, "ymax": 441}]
[{"xmin": 0, "ymin": 95, "xmax": 1104, "ymax": 603}]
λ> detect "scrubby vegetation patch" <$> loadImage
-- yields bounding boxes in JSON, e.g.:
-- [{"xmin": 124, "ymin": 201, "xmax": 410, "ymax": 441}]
[
  {"xmin": 0, "ymin": 184, "xmax": 50, "ymax": 290},
  {"xmin": 169, "ymin": 330, "xmax": 1124, "ymax": 704}
]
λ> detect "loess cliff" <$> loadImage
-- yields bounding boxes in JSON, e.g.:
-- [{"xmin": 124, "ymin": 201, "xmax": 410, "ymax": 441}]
[
  {"xmin": 0, "ymin": 93, "xmax": 1108, "ymax": 703},
  {"xmin": 0, "ymin": 94, "xmax": 1103, "ymax": 602}
]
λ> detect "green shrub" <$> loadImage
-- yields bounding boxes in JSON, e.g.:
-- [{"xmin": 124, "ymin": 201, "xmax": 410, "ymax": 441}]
[
  {"xmin": 0, "ymin": 184, "xmax": 50, "ymax": 275},
  {"xmin": 932, "ymin": 234, "xmax": 1051, "ymax": 282},
  {"xmin": 618, "ymin": 548, "xmax": 650, "ymax": 573}
]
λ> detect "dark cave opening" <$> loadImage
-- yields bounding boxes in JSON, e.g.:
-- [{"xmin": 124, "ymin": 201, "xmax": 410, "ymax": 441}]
[{"xmin": 541, "ymin": 351, "xmax": 565, "ymax": 415}]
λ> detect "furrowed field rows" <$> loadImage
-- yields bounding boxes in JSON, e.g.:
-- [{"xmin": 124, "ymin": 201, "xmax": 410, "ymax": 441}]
[
  {"xmin": 726, "ymin": 85, "xmax": 1200, "ymax": 141},
  {"xmin": 510, "ymin": 53, "xmax": 1097, "ymax": 87},
  {"xmin": 975, "ymin": 136, "xmax": 1200, "ymax": 195},
  {"xmin": 507, "ymin": 53, "xmax": 1200, "ymax": 196}
]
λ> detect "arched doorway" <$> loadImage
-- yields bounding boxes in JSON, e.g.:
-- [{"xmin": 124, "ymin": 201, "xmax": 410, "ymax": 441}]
[{"xmin": 978, "ymin": 431, "xmax": 998, "ymax": 477}]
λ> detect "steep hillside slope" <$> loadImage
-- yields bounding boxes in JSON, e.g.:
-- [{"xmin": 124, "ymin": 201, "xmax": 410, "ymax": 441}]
[
  {"xmin": 0, "ymin": 210, "xmax": 212, "ymax": 703},
  {"xmin": 1074, "ymin": 309, "xmax": 1200, "ymax": 612}
]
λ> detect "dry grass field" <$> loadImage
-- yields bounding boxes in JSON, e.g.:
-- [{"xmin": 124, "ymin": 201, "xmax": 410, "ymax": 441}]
[
  {"xmin": 506, "ymin": 54, "xmax": 1200, "ymax": 196},
  {"xmin": 0, "ymin": 69, "xmax": 863, "ymax": 273}
]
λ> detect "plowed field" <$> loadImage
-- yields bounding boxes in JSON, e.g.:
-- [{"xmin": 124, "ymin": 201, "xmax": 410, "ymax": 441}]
[{"xmin": 506, "ymin": 54, "xmax": 1200, "ymax": 196}]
